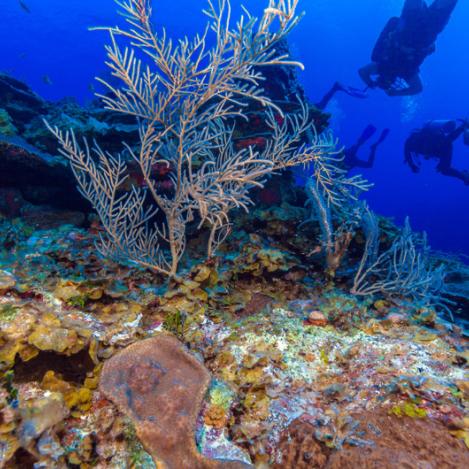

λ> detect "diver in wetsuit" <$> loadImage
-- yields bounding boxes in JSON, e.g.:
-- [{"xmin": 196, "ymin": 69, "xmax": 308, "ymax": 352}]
[
  {"xmin": 404, "ymin": 119, "xmax": 469, "ymax": 184},
  {"xmin": 344, "ymin": 125, "xmax": 390, "ymax": 170},
  {"xmin": 359, "ymin": 0, "xmax": 458, "ymax": 96}
]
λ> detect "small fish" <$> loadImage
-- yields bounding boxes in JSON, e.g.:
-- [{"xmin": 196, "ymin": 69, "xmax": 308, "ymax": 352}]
[
  {"xmin": 88, "ymin": 83, "xmax": 95, "ymax": 93},
  {"xmin": 18, "ymin": 1, "xmax": 31, "ymax": 14},
  {"xmin": 42, "ymin": 75, "xmax": 53, "ymax": 85},
  {"xmin": 18, "ymin": 52, "xmax": 27, "ymax": 60}
]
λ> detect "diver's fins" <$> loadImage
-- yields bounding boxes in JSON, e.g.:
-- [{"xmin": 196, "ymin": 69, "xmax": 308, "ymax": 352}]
[
  {"xmin": 357, "ymin": 125, "xmax": 377, "ymax": 146},
  {"xmin": 376, "ymin": 128, "xmax": 390, "ymax": 145}
]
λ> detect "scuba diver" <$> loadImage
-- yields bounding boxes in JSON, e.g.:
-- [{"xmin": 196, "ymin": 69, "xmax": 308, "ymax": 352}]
[
  {"xmin": 359, "ymin": 0, "xmax": 458, "ymax": 96},
  {"xmin": 404, "ymin": 119, "xmax": 469, "ymax": 184},
  {"xmin": 343, "ymin": 125, "xmax": 390, "ymax": 170}
]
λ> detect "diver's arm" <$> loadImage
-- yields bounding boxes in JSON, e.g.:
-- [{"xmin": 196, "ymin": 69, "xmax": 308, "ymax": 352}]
[
  {"xmin": 359, "ymin": 63, "xmax": 379, "ymax": 88},
  {"xmin": 446, "ymin": 121, "xmax": 466, "ymax": 142},
  {"xmin": 436, "ymin": 160, "xmax": 469, "ymax": 185},
  {"xmin": 404, "ymin": 139, "xmax": 420, "ymax": 172}
]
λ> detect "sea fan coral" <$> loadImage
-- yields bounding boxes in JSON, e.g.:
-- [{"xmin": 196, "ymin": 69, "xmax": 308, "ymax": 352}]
[{"xmin": 47, "ymin": 0, "xmax": 336, "ymax": 278}]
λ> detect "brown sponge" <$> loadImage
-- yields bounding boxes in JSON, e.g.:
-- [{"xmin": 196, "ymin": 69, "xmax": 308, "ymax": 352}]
[{"xmin": 100, "ymin": 334, "xmax": 250, "ymax": 469}]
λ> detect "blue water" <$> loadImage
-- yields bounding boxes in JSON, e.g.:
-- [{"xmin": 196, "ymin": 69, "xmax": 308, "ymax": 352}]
[{"xmin": 2, "ymin": 0, "xmax": 468, "ymax": 255}]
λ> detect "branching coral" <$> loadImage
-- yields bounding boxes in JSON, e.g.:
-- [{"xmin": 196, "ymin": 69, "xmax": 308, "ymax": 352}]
[
  {"xmin": 47, "ymin": 0, "xmax": 336, "ymax": 278},
  {"xmin": 303, "ymin": 152, "xmax": 371, "ymax": 276},
  {"xmin": 351, "ymin": 216, "xmax": 448, "ymax": 308}
]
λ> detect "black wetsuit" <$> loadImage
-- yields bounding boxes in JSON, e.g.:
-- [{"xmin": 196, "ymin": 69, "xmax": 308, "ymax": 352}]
[
  {"xmin": 405, "ymin": 120, "xmax": 468, "ymax": 183},
  {"xmin": 343, "ymin": 127, "xmax": 389, "ymax": 171},
  {"xmin": 370, "ymin": 0, "xmax": 458, "ymax": 88},
  {"xmin": 399, "ymin": 0, "xmax": 458, "ymax": 49},
  {"xmin": 344, "ymin": 144, "xmax": 378, "ymax": 170}
]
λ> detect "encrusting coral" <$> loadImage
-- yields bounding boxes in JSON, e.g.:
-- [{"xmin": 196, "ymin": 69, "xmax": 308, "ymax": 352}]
[{"xmin": 99, "ymin": 334, "xmax": 251, "ymax": 469}]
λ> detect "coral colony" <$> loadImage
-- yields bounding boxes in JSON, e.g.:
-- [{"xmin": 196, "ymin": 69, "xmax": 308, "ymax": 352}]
[{"xmin": 0, "ymin": 1, "xmax": 468, "ymax": 468}]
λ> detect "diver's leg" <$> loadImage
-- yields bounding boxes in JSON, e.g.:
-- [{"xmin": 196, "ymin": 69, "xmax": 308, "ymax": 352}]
[
  {"xmin": 344, "ymin": 127, "xmax": 378, "ymax": 169},
  {"xmin": 428, "ymin": 0, "xmax": 458, "ymax": 36},
  {"xmin": 315, "ymin": 82, "xmax": 341, "ymax": 110},
  {"xmin": 401, "ymin": 0, "xmax": 426, "ymax": 17},
  {"xmin": 367, "ymin": 128, "xmax": 390, "ymax": 166},
  {"xmin": 345, "ymin": 145, "xmax": 359, "ymax": 161},
  {"xmin": 315, "ymin": 82, "xmax": 368, "ymax": 110},
  {"xmin": 355, "ymin": 147, "xmax": 376, "ymax": 169},
  {"xmin": 438, "ymin": 165, "xmax": 469, "ymax": 183},
  {"xmin": 376, "ymin": 128, "xmax": 391, "ymax": 145},
  {"xmin": 404, "ymin": 136, "xmax": 421, "ymax": 173},
  {"xmin": 363, "ymin": 128, "xmax": 390, "ymax": 169},
  {"xmin": 436, "ymin": 149, "xmax": 469, "ymax": 183},
  {"xmin": 357, "ymin": 125, "xmax": 377, "ymax": 147}
]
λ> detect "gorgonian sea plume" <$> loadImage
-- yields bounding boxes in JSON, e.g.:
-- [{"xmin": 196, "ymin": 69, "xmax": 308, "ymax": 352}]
[{"xmin": 47, "ymin": 0, "xmax": 336, "ymax": 277}]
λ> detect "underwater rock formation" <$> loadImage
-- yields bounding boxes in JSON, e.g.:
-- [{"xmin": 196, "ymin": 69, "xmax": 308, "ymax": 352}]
[
  {"xmin": 0, "ymin": 73, "xmax": 137, "ymax": 152},
  {"xmin": 0, "ymin": 54, "xmax": 328, "ymax": 222},
  {"xmin": 0, "ymin": 72, "xmax": 140, "ymax": 216},
  {"xmin": 326, "ymin": 409, "xmax": 469, "ymax": 469},
  {"xmin": 274, "ymin": 409, "xmax": 469, "ymax": 469},
  {"xmin": 0, "ymin": 73, "xmax": 48, "ymax": 127},
  {"xmin": 100, "ymin": 334, "xmax": 251, "ymax": 469},
  {"xmin": 0, "ymin": 137, "xmax": 86, "ymax": 211},
  {"xmin": 273, "ymin": 417, "xmax": 330, "ymax": 468}
]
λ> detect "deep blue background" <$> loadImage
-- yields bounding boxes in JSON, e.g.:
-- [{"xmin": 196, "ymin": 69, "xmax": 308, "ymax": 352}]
[{"xmin": 1, "ymin": 0, "xmax": 468, "ymax": 255}]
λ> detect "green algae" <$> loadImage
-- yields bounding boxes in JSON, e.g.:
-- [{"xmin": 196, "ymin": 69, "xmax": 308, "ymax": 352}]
[
  {"xmin": 0, "ymin": 108, "xmax": 17, "ymax": 136},
  {"xmin": 124, "ymin": 422, "xmax": 156, "ymax": 469},
  {"xmin": 390, "ymin": 401, "xmax": 427, "ymax": 419},
  {"xmin": 66, "ymin": 295, "xmax": 88, "ymax": 308},
  {"xmin": 0, "ymin": 304, "xmax": 19, "ymax": 321},
  {"xmin": 163, "ymin": 310, "xmax": 188, "ymax": 339}
]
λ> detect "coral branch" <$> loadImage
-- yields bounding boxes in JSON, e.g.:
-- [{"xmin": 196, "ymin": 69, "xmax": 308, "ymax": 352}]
[{"xmin": 49, "ymin": 0, "xmax": 336, "ymax": 277}]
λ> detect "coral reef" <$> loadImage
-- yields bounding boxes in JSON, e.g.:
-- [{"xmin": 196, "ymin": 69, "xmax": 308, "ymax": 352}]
[
  {"xmin": 0, "ymin": 138, "xmax": 85, "ymax": 211},
  {"xmin": 0, "ymin": 210, "xmax": 467, "ymax": 466},
  {"xmin": 99, "ymin": 334, "xmax": 250, "ymax": 468},
  {"xmin": 352, "ymin": 216, "xmax": 447, "ymax": 309},
  {"xmin": 0, "ymin": 73, "xmax": 141, "ymax": 217},
  {"xmin": 0, "ymin": 2, "xmax": 467, "ymax": 468},
  {"xmin": 49, "ymin": 0, "xmax": 336, "ymax": 277}
]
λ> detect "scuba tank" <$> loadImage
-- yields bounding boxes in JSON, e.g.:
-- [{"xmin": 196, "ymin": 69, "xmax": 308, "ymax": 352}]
[
  {"xmin": 464, "ymin": 128, "xmax": 469, "ymax": 146},
  {"xmin": 423, "ymin": 120, "xmax": 456, "ymax": 133}
]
